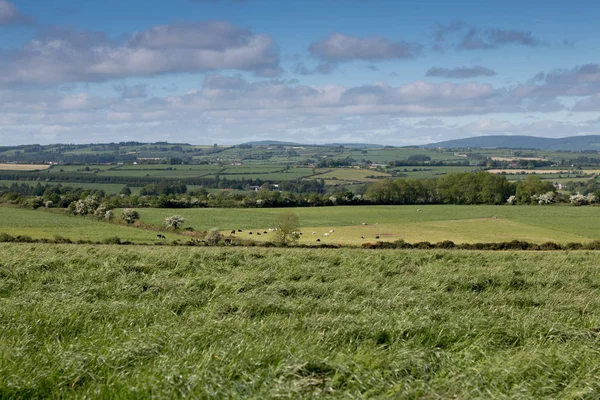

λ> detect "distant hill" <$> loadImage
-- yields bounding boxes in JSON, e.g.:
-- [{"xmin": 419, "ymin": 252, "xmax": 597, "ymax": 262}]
[
  {"xmin": 241, "ymin": 140, "xmax": 385, "ymax": 148},
  {"xmin": 422, "ymin": 135, "xmax": 600, "ymax": 151}
]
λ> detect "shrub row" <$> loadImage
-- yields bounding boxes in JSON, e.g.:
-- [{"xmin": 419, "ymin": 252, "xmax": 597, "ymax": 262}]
[
  {"xmin": 361, "ymin": 239, "xmax": 600, "ymax": 251},
  {"xmin": 2, "ymin": 232, "xmax": 600, "ymax": 251}
]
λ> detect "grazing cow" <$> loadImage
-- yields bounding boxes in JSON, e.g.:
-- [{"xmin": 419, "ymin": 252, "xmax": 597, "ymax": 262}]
[
  {"xmin": 361, "ymin": 222, "xmax": 367, "ymax": 225},
  {"xmin": 249, "ymin": 231, "xmax": 253, "ymax": 235},
  {"xmin": 224, "ymin": 238, "xmax": 232, "ymax": 244},
  {"xmin": 329, "ymin": 229, "xmax": 335, "ymax": 233},
  {"xmin": 324, "ymin": 233, "xmax": 330, "ymax": 237},
  {"xmin": 231, "ymin": 230, "xmax": 236, "ymax": 234},
  {"xmin": 256, "ymin": 232, "xmax": 261, "ymax": 235},
  {"xmin": 375, "ymin": 236, "xmax": 380, "ymax": 239},
  {"xmin": 361, "ymin": 236, "xmax": 365, "ymax": 239},
  {"xmin": 299, "ymin": 232, "xmax": 303, "ymax": 235},
  {"xmin": 417, "ymin": 209, "xmax": 421, "ymax": 212},
  {"xmin": 156, "ymin": 234, "xmax": 166, "ymax": 239},
  {"xmin": 238, "ymin": 229, "xmax": 242, "ymax": 232},
  {"xmin": 312, "ymin": 232, "xmax": 316, "ymax": 235},
  {"xmin": 263, "ymin": 231, "xmax": 268, "ymax": 234},
  {"xmin": 316, "ymin": 239, "xmax": 321, "ymax": 242}
]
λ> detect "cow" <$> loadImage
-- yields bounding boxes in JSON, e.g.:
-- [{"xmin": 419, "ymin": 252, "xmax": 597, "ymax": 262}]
[
  {"xmin": 375, "ymin": 236, "xmax": 380, "ymax": 239},
  {"xmin": 361, "ymin": 236, "xmax": 365, "ymax": 239},
  {"xmin": 238, "ymin": 229, "xmax": 242, "ymax": 232},
  {"xmin": 249, "ymin": 231, "xmax": 253, "ymax": 235},
  {"xmin": 231, "ymin": 230, "xmax": 236, "ymax": 234},
  {"xmin": 263, "ymin": 231, "xmax": 268, "ymax": 234},
  {"xmin": 156, "ymin": 234, "xmax": 166, "ymax": 239},
  {"xmin": 316, "ymin": 239, "xmax": 321, "ymax": 242},
  {"xmin": 224, "ymin": 238, "xmax": 232, "ymax": 244},
  {"xmin": 256, "ymin": 232, "xmax": 261, "ymax": 235}
]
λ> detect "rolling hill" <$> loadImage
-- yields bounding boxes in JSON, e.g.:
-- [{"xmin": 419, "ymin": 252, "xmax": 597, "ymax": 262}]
[{"xmin": 422, "ymin": 135, "xmax": 600, "ymax": 150}]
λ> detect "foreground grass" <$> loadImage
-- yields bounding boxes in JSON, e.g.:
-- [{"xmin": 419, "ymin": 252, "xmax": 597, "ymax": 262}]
[{"xmin": 2, "ymin": 244, "xmax": 600, "ymax": 398}]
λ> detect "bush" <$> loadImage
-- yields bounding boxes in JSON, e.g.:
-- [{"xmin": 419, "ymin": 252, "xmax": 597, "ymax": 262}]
[
  {"xmin": 164, "ymin": 215, "xmax": 185, "ymax": 230},
  {"xmin": 121, "ymin": 208, "xmax": 140, "ymax": 224},
  {"xmin": 0, "ymin": 232, "xmax": 14, "ymax": 242},
  {"xmin": 204, "ymin": 228, "xmax": 222, "ymax": 246},
  {"xmin": 103, "ymin": 236, "xmax": 122, "ymax": 245},
  {"xmin": 53, "ymin": 235, "xmax": 72, "ymax": 244}
]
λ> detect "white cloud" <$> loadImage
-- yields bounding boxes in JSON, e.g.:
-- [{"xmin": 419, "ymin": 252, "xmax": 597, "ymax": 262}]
[{"xmin": 0, "ymin": 22, "xmax": 281, "ymax": 85}]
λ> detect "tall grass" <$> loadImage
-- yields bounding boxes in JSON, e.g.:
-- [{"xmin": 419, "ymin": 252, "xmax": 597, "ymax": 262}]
[{"xmin": 2, "ymin": 245, "xmax": 600, "ymax": 398}]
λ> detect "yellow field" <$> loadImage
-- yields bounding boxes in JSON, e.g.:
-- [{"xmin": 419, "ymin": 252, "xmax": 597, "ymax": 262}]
[
  {"xmin": 487, "ymin": 169, "xmax": 573, "ymax": 174},
  {"xmin": 490, "ymin": 157, "xmax": 547, "ymax": 161},
  {"xmin": 222, "ymin": 217, "xmax": 591, "ymax": 245},
  {"xmin": 0, "ymin": 163, "xmax": 51, "ymax": 171}
]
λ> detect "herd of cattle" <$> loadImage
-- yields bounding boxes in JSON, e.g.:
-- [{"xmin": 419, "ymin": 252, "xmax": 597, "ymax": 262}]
[{"xmin": 157, "ymin": 226, "xmax": 382, "ymax": 243}]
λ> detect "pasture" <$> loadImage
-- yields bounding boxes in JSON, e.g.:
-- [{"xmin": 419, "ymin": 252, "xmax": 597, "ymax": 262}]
[
  {"xmin": 2, "ymin": 245, "xmax": 600, "ymax": 397},
  {"xmin": 0, "ymin": 208, "xmax": 160, "ymax": 244},
  {"xmin": 129, "ymin": 205, "xmax": 600, "ymax": 245}
]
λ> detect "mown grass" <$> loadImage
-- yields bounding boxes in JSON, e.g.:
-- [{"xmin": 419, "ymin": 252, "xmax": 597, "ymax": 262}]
[{"xmin": 2, "ymin": 245, "xmax": 600, "ymax": 398}]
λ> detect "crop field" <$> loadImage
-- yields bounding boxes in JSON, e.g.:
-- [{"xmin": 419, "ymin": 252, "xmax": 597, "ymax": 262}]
[
  {"xmin": 0, "ymin": 164, "xmax": 51, "ymax": 171},
  {"xmin": 2, "ymin": 244, "xmax": 600, "ymax": 397},
  {"xmin": 128, "ymin": 205, "xmax": 600, "ymax": 245}
]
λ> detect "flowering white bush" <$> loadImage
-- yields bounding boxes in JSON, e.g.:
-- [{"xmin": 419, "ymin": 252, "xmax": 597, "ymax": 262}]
[
  {"xmin": 532, "ymin": 191, "xmax": 555, "ymax": 205},
  {"xmin": 164, "ymin": 215, "xmax": 185, "ymax": 230}
]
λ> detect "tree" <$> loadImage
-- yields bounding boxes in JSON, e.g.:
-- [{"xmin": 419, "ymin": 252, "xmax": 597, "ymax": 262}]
[
  {"xmin": 274, "ymin": 211, "xmax": 300, "ymax": 246},
  {"xmin": 120, "ymin": 186, "xmax": 132, "ymax": 196},
  {"xmin": 164, "ymin": 215, "xmax": 185, "ymax": 230},
  {"xmin": 121, "ymin": 208, "xmax": 140, "ymax": 224}
]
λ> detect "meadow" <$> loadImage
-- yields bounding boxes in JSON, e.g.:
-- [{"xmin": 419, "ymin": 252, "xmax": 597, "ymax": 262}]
[
  {"xmin": 2, "ymin": 244, "xmax": 600, "ymax": 398},
  {"xmin": 2, "ymin": 204, "xmax": 600, "ymax": 246},
  {"xmin": 0, "ymin": 207, "xmax": 160, "ymax": 244},
  {"xmin": 128, "ymin": 205, "xmax": 600, "ymax": 245}
]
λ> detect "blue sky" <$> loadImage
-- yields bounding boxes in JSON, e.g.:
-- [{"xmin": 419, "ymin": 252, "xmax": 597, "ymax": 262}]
[{"xmin": 0, "ymin": 0, "xmax": 599, "ymax": 145}]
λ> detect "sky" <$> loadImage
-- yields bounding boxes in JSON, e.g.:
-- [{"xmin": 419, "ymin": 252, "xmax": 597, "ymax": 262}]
[{"xmin": 0, "ymin": 0, "xmax": 599, "ymax": 146}]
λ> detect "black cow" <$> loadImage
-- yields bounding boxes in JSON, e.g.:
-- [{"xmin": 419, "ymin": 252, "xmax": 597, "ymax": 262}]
[
  {"xmin": 231, "ymin": 230, "xmax": 236, "ymax": 234},
  {"xmin": 157, "ymin": 234, "xmax": 166, "ymax": 239}
]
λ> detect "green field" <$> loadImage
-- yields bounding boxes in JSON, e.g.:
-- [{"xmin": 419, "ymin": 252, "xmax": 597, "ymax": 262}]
[
  {"xmin": 2, "ymin": 245, "xmax": 600, "ymax": 397},
  {"xmin": 126, "ymin": 205, "xmax": 600, "ymax": 245},
  {"xmin": 3, "ymin": 204, "xmax": 600, "ymax": 246},
  {"xmin": 0, "ymin": 208, "xmax": 161, "ymax": 244}
]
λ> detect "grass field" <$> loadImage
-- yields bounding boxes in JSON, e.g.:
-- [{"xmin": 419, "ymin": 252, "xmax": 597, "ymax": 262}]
[
  {"xmin": 0, "ymin": 208, "xmax": 160, "ymax": 244},
  {"xmin": 127, "ymin": 205, "xmax": 600, "ymax": 245},
  {"xmin": 3, "ymin": 204, "xmax": 600, "ymax": 246},
  {"xmin": 311, "ymin": 168, "xmax": 391, "ymax": 183},
  {"xmin": 2, "ymin": 244, "xmax": 600, "ymax": 397}
]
